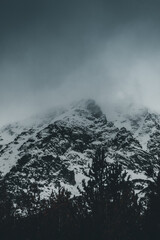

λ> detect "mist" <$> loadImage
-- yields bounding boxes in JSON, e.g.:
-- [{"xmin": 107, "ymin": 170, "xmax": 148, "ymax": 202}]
[{"xmin": 1, "ymin": 0, "xmax": 160, "ymax": 126}]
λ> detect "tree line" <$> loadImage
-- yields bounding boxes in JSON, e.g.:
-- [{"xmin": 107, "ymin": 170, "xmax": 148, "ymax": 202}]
[{"xmin": 0, "ymin": 148, "xmax": 160, "ymax": 240}]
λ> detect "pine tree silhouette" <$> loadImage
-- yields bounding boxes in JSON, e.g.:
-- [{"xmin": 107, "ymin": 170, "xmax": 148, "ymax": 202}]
[
  {"xmin": 145, "ymin": 171, "xmax": 160, "ymax": 240},
  {"xmin": 78, "ymin": 148, "xmax": 142, "ymax": 240}
]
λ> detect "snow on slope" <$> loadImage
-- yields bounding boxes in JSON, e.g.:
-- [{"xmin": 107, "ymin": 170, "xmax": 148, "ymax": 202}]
[
  {"xmin": 0, "ymin": 99, "xmax": 159, "ymax": 200},
  {"xmin": 106, "ymin": 102, "xmax": 160, "ymax": 152}
]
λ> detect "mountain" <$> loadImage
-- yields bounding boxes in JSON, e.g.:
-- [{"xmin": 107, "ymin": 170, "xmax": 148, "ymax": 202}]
[
  {"xmin": 109, "ymin": 103, "xmax": 160, "ymax": 157},
  {"xmin": 0, "ymin": 99, "xmax": 160, "ymax": 202}
]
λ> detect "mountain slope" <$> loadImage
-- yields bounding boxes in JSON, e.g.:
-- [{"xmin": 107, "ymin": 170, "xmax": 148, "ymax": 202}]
[
  {"xmin": 109, "ymin": 103, "xmax": 160, "ymax": 157},
  {"xmin": 0, "ymin": 100, "xmax": 159, "ymax": 200}
]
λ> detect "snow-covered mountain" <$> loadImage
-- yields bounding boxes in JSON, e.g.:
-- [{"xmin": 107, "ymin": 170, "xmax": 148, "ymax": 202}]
[
  {"xmin": 109, "ymin": 103, "xmax": 160, "ymax": 157},
  {"xmin": 0, "ymin": 99, "xmax": 160, "ymax": 200}
]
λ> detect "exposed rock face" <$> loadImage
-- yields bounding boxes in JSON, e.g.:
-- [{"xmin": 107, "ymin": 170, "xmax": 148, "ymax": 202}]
[{"xmin": 0, "ymin": 99, "xmax": 160, "ymax": 200}]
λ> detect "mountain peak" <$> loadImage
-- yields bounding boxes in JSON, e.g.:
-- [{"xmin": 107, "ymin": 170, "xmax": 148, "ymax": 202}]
[
  {"xmin": 0, "ymin": 98, "xmax": 160, "ymax": 204},
  {"xmin": 71, "ymin": 99, "xmax": 103, "ymax": 118}
]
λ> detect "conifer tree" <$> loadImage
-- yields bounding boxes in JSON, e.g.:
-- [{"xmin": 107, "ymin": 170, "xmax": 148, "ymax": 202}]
[
  {"xmin": 78, "ymin": 148, "xmax": 142, "ymax": 240},
  {"xmin": 144, "ymin": 172, "xmax": 160, "ymax": 240}
]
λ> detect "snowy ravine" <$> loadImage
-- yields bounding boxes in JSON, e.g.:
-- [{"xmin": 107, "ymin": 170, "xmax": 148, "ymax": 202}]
[{"xmin": 0, "ymin": 99, "xmax": 159, "ymax": 200}]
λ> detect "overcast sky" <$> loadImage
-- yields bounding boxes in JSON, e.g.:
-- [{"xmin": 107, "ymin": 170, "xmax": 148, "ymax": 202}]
[{"xmin": 1, "ymin": 0, "xmax": 160, "ymax": 125}]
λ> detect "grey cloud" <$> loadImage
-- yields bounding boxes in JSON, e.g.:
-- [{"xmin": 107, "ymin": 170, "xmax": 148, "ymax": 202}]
[{"xmin": 1, "ymin": 0, "xmax": 160, "ymax": 125}]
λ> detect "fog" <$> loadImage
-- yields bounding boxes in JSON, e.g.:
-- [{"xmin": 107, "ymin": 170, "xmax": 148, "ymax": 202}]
[{"xmin": 1, "ymin": 0, "xmax": 160, "ymax": 126}]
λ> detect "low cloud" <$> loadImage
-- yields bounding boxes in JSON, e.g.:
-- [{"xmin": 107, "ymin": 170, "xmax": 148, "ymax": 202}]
[{"xmin": 1, "ymin": 1, "xmax": 160, "ymax": 126}]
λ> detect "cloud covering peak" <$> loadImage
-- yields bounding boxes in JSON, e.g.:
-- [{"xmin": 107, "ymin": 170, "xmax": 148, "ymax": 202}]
[{"xmin": 1, "ymin": 0, "xmax": 160, "ymax": 125}]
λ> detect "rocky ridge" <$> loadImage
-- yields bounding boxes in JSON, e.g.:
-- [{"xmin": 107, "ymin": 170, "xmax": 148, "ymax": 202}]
[{"xmin": 0, "ymin": 99, "xmax": 160, "ymax": 200}]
